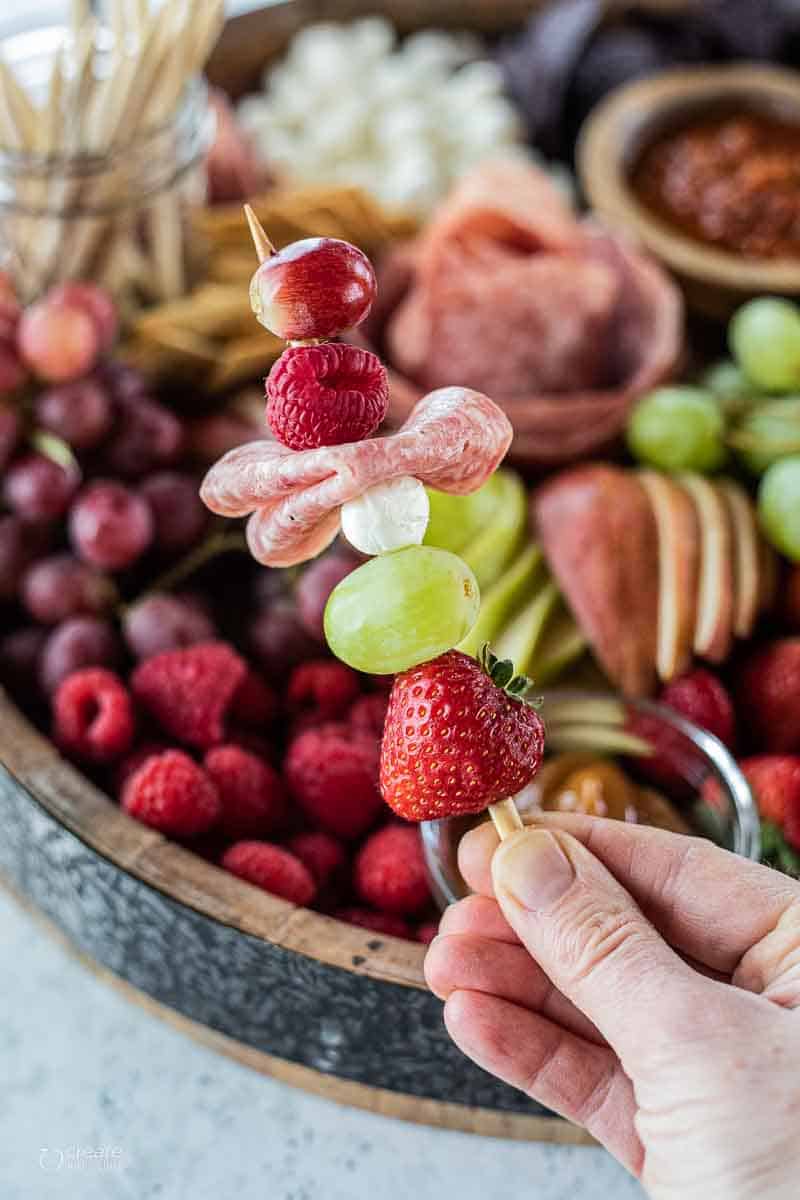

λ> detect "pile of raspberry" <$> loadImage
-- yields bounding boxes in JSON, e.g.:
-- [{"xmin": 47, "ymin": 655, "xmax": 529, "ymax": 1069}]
[{"xmin": 50, "ymin": 639, "xmax": 437, "ymax": 942}]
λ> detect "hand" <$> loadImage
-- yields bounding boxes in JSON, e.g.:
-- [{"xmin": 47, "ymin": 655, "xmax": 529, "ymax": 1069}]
[{"xmin": 424, "ymin": 815, "xmax": 800, "ymax": 1200}]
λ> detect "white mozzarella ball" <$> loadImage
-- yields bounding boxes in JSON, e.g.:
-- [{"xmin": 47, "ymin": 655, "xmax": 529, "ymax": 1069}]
[{"xmin": 341, "ymin": 477, "xmax": 430, "ymax": 556}]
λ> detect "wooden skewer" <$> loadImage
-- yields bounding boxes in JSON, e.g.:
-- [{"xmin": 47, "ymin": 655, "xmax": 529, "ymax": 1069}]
[
  {"xmin": 488, "ymin": 798, "xmax": 524, "ymax": 841},
  {"xmin": 244, "ymin": 204, "xmax": 276, "ymax": 262}
]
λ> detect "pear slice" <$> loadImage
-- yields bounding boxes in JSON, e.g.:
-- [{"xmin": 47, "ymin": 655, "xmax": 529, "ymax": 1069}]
[
  {"xmin": 716, "ymin": 478, "xmax": 761, "ymax": 639},
  {"xmin": 493, "ymin": 579, "xmax": 560, "ymax": 674},
  {"xmin": 638, "ymin": 470, "xmax": 699, "ymax": 683},
  {"xmin": 534, "ymin": 465, "xmax": 659, "ymax": 696},
  {"xmin": 534, "ymin": 603, "xmax": 587, "ymax": 685},
  {"xmin": 459, "ymin": 468, "xmax": 528, "ymax": 590},
  {"xmin": 678, "ymin": 473, "xmax": 735, "ymax": 664},
  {"xmin": 458, "ymin": 541, "xmax": 543, "ymax": 657}
]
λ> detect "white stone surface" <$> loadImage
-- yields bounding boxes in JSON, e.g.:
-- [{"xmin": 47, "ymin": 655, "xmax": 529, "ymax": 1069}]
[{"xmin": 0, "ymin": 888, "xmax": 644, "ymax": 1200}]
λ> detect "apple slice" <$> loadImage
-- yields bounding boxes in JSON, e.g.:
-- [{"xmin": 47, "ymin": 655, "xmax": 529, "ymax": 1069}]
[
  {"xmin": 533, "ymin": 602, "xmax": 587, "ymax": 685},
  {"xmin": 458, "ymin": 541, "xmax": 543, "ymax": 657},
  {"xmin": 716, "ymin": 478, "xmax": 761, "ymax": 639},
  {"xmin": 638, "ymin": 470, "xmax": 699, "ymax": 683},
  {"xmin": 678, "ymin": 473, "xmax": 734, "ymax": 664},
  {"xmin": 534, "ymin": 464, "xmax": 659, "ymax": 696},
  {"xmin": 493, "ymin": 578, "xmax": 559, "ymax": 674}
]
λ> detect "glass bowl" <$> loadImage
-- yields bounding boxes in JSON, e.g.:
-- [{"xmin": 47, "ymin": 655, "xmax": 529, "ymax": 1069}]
[{"xmin": 421, "ymin": 690, "xmax": 760, "ymax": 909}]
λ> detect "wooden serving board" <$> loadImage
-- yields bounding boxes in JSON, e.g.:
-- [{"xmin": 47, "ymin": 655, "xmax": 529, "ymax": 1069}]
[{"xmin": 0, "ymin": 689, "xmax": 590, "ymax": 1142}]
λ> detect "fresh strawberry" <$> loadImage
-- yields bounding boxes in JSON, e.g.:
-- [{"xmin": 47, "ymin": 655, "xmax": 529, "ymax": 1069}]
[
  {"xmin": 737, "ymin": 640, "xmax": 800, "ymax": 753},
  {"xmin": 702, "ymin": 755, "xmax": 800, "ymax": 827},
  {"xmin": 380, "ymin": 648, "xmax": 545, "ymax": 822},
  {"xmin": 660, "ymin": 669, "xmax": 736, "ymax": 748}
]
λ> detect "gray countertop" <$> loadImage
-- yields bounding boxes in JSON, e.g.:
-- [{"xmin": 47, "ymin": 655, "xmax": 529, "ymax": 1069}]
[{"xmin": 0, "ymin": 887, "xmax": 644, "ymax": 1200}]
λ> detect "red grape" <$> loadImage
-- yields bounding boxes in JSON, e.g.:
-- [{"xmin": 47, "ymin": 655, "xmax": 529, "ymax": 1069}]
[
  {"xmin": 0, "ymin": 514, "xmax": 30, "ymax": 600},
  {"xmin": 296, "ymin": 552, "xmax": 358, "ymax": 641},
  {"xmin": 103, "ymin": 396, "xmax": 184, "ymax": 479},
  {"xmin": 0, "ymin": 626, "xmax": 47, "ymax": 700},
  {"xmin": 248, "ymin": 600, "xmax": 318, "ymax": 678},
  {"xmin": 34, "ymin": 377, "xmax": 112, "ymax": 450},
  {"xmin": 17, "ymin": 299, "xmax": 99, "ymax": 383},
  {"xmin": 139, "ymin": 471, "xmax": 208, "ymax": 553},
  {"xmin": 250, "ymin": 237, "xmax": 377, "ymax": 341},
  {"xmin": 3, "ymin": 452, "xmax": 80, "ymax": 521},
  {"xmin": 123, "ymin": 593, "xmax": 217, "ymax": 660},
  {"xmin": 39, "ymin": 616, "xmax": 120, "ymax": 694},
  {"xmin": 69, "ymin": 480, "xmax": 153, "ymax": 570},
  {"xmin": 47, "ymin": 283, "xmax": 118, "ymax": 352},
  {"xmin": 22, "ymin": 553, "xmax": 115, "ymax": 624},
  {"xmin": 0, "ymin": 344, "xmax": 25, "ymax": 394},
  {"xmin": 0, "ymin": 403, "xmax": 20, "ymax": 470},
  {"xmin": 99, "ymin": 361, "xmax": 149, "ymax": 401}
]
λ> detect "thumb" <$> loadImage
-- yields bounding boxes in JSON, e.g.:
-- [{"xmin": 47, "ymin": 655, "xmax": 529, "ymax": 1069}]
[{"xmin": 491, "ymin": 828, "xmax": 710, "ymax": 1069}]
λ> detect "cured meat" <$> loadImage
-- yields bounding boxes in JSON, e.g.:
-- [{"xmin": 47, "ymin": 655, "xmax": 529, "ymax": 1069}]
[
  {"xmin": 356, "ymin": 158, "xmax": 683, "ymax": 466},
  {"xmin": 200, "ymin": 387, "xmax": 512, "ymax": 567}
]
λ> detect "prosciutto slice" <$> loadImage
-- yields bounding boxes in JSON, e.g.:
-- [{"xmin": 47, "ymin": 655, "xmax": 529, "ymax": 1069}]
[{"xmin": 200, "ymin": 387, "xmax": 512, "ymax": 567}]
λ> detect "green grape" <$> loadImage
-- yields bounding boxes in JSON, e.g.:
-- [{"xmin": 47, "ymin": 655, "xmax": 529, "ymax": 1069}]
[
  {"xmin": 758, "ymin": 455, "xmax": 800, "ymax": 562},
  {"xmin": 627, "ymin": 386, "xmax": 727, "ymax": 472},
  {"xmin": 324, "ymin": 545, "xmax": 480, "ymax": 674},
  {"xmin": 700, "ymin": 360, "xmax": 758, "ymax": 417},
  {"xmin": 424, "ymin": 472, "xmax": 504, "ymax": 554},
  {"xmin": 729, "ymin": 397, "xmax": 800, "ymax": 475},
  {"xmin": 729, "ymin": 298, "xmax": 800, "ymax": 392}
]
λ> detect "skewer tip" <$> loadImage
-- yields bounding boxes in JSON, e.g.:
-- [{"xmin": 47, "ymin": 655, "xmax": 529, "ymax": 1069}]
[{"xmin": 243, "ymin": 204, "xmax": 275, "ymax": 264}]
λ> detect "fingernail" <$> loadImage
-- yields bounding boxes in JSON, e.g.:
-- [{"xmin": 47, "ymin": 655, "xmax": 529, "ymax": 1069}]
[{"xmin": 494, "ymin": 830, "xmax": 575, "ymax": 911}]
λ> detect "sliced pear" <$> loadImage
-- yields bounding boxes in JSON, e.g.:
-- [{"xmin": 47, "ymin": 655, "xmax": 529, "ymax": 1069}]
[
  {"xmin": 459, "ymin": 468, "xmax": 528, "ymax": 590},
  {"xmin": 716, "ymin": 478, "xmax": 761, "ymax": 639},
  {"xmin": 493, "ymin": 579, "xmax": 559, "ymax": 674},
  {"xmin": 638, "ymin": 470, "xmax": 699, "ymax": 683},
  {"xmin": 533, "ymin": 604, "xmax": 587, "ymax": 685},
  {"xmin": 458, "ymin": 541, "xmax": 543, "ymax": 657},
  {"xmin": 678, "ymin": 473, "xmax": 735, "ymax": 665},
  {"xmin": 534, "ymin": 465, "xmax": 659, "ymax": 696},
  {"xmin": 545, "ymin": 695, "xmax": 627, "ymax": 727},
  {"xmin": 545, "ymin": 725, "xmax": 652, "ymax": 757}
]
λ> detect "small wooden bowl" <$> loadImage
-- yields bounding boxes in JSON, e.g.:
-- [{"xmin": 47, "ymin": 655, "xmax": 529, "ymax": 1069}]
[{"xmin": 578, "ymin": 65, "xmax": 800, "ymax": 318}]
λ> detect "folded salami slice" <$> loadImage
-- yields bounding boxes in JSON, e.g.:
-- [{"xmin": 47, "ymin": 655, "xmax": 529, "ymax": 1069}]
[
  {"xmin": 200, "ymin": 386, "xmax": 512, "ymax": 567},
  {"xmin": 357, "ymin": 158, "xmax": 683, "ymax": 468}
]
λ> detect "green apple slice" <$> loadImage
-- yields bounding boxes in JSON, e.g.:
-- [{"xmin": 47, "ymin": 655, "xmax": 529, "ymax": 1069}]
[
  {"xmin": 533, "ymin": 604, "xmax": 587, "ymax": 685},
  {"xmin": 459, "ymin": 469, "xmax": 528, "ymax": 590},
  {"xmin": 459, "ymin": 541, "xmax": 543, "ymax": 657},
  {"xmin": 424, "ymin": 471, "xmax": 505, "ymax": 555},
  {"xmin": 493, "ymin": 578, "xmax": 559, "ymax": 674}
]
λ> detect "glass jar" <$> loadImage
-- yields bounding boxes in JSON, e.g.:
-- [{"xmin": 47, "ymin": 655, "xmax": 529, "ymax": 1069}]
[
  {"xmin": 0, "ymin": 24, "xmax": 215, "ymax": 312},
  {"xmin": 421, "ymin": 690, "xmax": 760, "ymax": 908}
]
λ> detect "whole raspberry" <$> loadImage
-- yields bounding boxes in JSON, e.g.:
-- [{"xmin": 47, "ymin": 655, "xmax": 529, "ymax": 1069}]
[
  {"xmin": 122, "ymin": 750, "xmax": 221, "ymax": 837},
  {"xmin": 131, "ymin": 642, "xmax": 246, "ymax": 749},
  {"xmin": 416, "ymin": 921, "xmax": 439, "ymax": 945},
  {"xmin": 659, "ymin": 669, "xmax": 736, "ymax": 748},
  {"xmin": 354, "ymin": 825, "xmax": 431, "ymax": 916},
  {"xmin": 222, "ymin": 841, "xmax": 316, "ymax": 906},
  {"xmin": 266, "ymin": 343, "xmax": 388, "ymax": 451},
  {"xmin": 230, "ymin": 668, "xmax": 279, "ymax": 727},
  {"xmin": 286, "ymin": 831, "xmax": 347, "ymax": 888},
  {"xmin": 333, "ymin": 906, "xmax": 411, "ymax": 939},
  {"xmin": 115, "ymin": 742, "xmax": 168, "ymax": 793},
  {"xmin": 203, "ymin": 745, "xmax": 284, "ymax": 840},
  {"xmin": 288, "ymin": 659, "xmax": 360, "ymax": 721},
  {"xmin": 285, "ymin": 722, "xmax": 382, "ymax": 839},
  {"xmin": 53, "ymin": 668, "xmax": 135, "ymax": 763},
  {"xmin": 349, "ymin": 693, "xmax": 389, "ymax": 738}
]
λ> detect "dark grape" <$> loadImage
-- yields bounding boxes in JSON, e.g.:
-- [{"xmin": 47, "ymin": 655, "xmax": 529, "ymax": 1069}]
[
  {"xmin": 98, "ymin": 361, "xmax": 149, "ymax": 402},
  {"xmin": 252, "ymin": 565, "xmax": 289, "ymax": 609},
  {"xmin": 3, "ymin": 452, "xmax": 80, "ymax": 521},
  {"xmin": 139, "ymin": 471, "xmax": 208, "ymax": 553},
  {"xmin": 0, "ymin": 345, "xmax": 24, "ymax": 395},
  {"xmin": 248, "ymin": 601, "xmax": 318, "ymax": 679},
  {"xmin": 0, "ymin": 626, "xmax": 47, "ymax": 700},
  {"xmin": 123, "ymin": 593, "xmax": 216, "ymax": 660},
  {"xmin": 39, "ymin": 616, "xmax": 120, "ymax": 694},
  {"xmin": 34, "ymin": 377, "xmax": 112, "ymax": 450},
  {"xmin": 0, "ymin": 403, "xmax": 20, "ymax": 470},
  {"xmin": 0, "ymin": 514, "xmax": 29, "ymax": 600},
  {"xmin": 69, "ymin": 480, "xmax": 153, "ymax": 570},
  {"xmin": 103, "ymin": 396, "xmax": 184, "ymax": 479},
  {"xmin": 296, "ymin": 552, "xmax": 358, "ymax": 641},
  {"xmin": 21, "ymin": 553, "xmax": 115, "ymax": 624}
]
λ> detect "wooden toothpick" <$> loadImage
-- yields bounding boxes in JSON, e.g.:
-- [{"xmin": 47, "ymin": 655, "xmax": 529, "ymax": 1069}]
[
  {"xmin": 243, "ymin": 204, "xmax": 275, "ymax": 263},
  {"xmin": 488, "ymin": 797, "xmax": 524, "ymax": 841}
]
